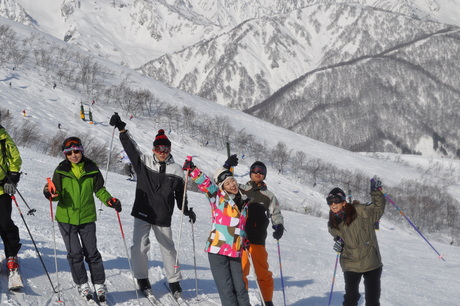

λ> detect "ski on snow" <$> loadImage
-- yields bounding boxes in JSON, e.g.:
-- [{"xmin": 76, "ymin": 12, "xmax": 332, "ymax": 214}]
[{"xmin": 163, "ymin": 281, "xmax": 189, "ymax": 305}]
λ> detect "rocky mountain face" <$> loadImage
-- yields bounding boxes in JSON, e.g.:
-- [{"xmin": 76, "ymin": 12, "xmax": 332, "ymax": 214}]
[{"xmin": 2, "ymin": 0, "xmax": 459, "ymax": 157}]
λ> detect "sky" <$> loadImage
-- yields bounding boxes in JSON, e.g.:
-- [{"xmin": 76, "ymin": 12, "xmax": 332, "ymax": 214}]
[{"xmin": 0, "ymin": 6, "xmax": 460, "ymax": 305}]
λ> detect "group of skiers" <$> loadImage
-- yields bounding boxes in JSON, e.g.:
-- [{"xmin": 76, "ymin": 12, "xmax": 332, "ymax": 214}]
[{"xmin": 0, "ymin": 112, "xmax": 386, "ymax": 306}]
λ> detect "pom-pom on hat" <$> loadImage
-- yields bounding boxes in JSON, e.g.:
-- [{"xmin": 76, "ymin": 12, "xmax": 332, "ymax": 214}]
[
  {"xmin": 153, "ymin": 129, "xmax": 171, "ymax": 147},
  {"xmin": 62, "ymin": 136, "xmax": 84, "ymax": 155},
  {"xmin": 214, "ymin": 167, "xmax": 235, "ymax": 189}
]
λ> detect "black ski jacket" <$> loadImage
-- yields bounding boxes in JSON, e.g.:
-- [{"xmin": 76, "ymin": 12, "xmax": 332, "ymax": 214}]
[{"xmin": 120, "ymin": 131, "xmax": 186, "ymax": 227}]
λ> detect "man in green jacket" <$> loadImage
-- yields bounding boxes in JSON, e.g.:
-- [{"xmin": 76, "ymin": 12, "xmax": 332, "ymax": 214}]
[
  {"xmin": 44, "ymin": 137, "xmax": 122, "ymax": 303},
  {"xmin": 0, "ymin": 125, "xmax": 22, "ymax": 273}
]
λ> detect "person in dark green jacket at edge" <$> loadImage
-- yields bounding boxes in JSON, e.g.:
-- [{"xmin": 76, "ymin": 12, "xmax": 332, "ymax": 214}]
[
  {"xmin": 43, "ymin": 137, "xmax": 122, "ymax": 301},
  {"xmin": 327, "ymin": 177, "xmax": 385, "ymax": 306}
]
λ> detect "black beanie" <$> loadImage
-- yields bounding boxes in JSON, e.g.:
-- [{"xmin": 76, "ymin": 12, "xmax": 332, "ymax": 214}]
[
  {"xmin": 326, "ymin": 187, "xmax": 346, "ymax": 203},
  {"xmin": 153, "ymin": 129, "xmax": 171, "ymax": 147}
]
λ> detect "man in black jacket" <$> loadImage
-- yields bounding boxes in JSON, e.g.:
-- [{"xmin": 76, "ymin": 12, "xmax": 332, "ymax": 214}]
[{"xmin": 110, "ymin": 114, "xmax": 196, "ymax": 298}]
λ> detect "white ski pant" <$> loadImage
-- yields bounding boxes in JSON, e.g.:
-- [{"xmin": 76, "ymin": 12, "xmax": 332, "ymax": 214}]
[{"xmin": 131, "ymin": 217, "xmax": 182, "ymax": 283}]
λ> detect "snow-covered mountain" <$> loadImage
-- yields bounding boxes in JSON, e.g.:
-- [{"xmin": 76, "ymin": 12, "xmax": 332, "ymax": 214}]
[{"xmin": 1, "ymin": 0, "xmax": 460, "ymax": 158}]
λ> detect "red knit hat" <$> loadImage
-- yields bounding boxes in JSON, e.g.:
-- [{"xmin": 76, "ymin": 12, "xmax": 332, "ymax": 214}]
[{"xmin": 153, "ymin": 129, "xmax": 171, "ymax": 147}]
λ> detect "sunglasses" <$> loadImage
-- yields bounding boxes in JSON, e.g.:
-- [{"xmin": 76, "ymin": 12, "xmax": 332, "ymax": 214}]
[
  {"xmin": 65, "ymin": 150, "xmax": 81, "ymax": 156},
  {"xmin": 251, "ymin": 166, "xmax": 266, "ymax": 176},
  {"xmin": 154, "ymin": 146, "xmax": 171, "ymax": 154}
]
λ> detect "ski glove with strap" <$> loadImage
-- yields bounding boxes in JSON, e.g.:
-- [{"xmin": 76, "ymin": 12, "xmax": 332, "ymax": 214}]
[
  {"xmin": 184, "ymin": 207, "xmax": 196, "ymax": 224},
  {"xmin": 370, "ymin": 176, "xmax": 382, "ymax": 191},
  {"xmin": 3, "ymin": 172, "xmax": 20, "ymax": 195},
  {"xmin": 273, "ymin": 224, "xmax": 284, "ymax": 240},
  {"xmin": 223, "ymin": 154, "xmax": 238, "ymax": 169},
  {"xmin": 333, "ymin": 239, "xmax": 344, "ymax": 253},
  {"xmin": 182, "ymin": 159, "xmax": 195, "ymax": 172},
  {"xmin": 109, "ymin": 113, "xmax": 126, "ymax": 131},
  {"xmin": 108, "ymin": 198, "xmax": 122, "ymax": 212}
]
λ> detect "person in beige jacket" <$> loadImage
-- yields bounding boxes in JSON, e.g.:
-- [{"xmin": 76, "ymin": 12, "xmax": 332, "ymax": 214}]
[{"xmin": 327, "ymin": 178, "xmax": 385, "ymax": 306}]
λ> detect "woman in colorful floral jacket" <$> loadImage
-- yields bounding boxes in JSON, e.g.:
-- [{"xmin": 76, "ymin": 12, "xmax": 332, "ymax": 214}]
[{"xmin": 183, "ymin": 158, "xmax": 250, "ymax": 306}]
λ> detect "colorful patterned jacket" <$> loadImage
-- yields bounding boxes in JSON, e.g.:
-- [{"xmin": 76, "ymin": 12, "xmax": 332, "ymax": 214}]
[{"xmin": 189, "ymin": 167, "xmax": 249, "ymax": 258}]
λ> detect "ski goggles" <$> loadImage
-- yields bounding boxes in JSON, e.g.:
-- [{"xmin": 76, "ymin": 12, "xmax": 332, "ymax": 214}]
[
  {"xmin": 250, "ymin": 166, "xmax": 266, "ymax": 176},
  {"xmin": 63, "ymin": 138, "xmax": 82, "ymax": 149},
  {"xmin": 154, "ymin": 145, "xmax": 171, "ymax": 154},
  {"xmin": 327, "ymin": 196, "xmax": 346, "ymax": 205},
  {"xmin": 217, "ymin": 170, "xmax": 234, "ymax": 185}
]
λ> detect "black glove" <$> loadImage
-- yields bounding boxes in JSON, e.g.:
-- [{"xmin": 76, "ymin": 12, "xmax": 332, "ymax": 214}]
[
  {"xmin": 333, "ymin": 239, "xmax": 344, "ymax": 253},
  {"xmin": 370, "ymin": 176, "xmax": 382, "ymax": 191},
  {"xmin": 184, "ymin": 207, "xmax": 196, "ymax": 224},
  {"xmin": 43, "ymin": 183, "xmax": 52, "ymax": 199},
  {"xmin": 4, "ymin": 172, "xmax": 20, "ymax": 195},
  {"xmin": 182, "ymin": 159, "xmax": 195, "ymax": 172},
  {"xmin": 242, "ymin": 238, "xmax": 250, "ymax": 251},
  {"xmin": 108, "ymin": 198, "xmax": 122, "ymax": 212},
  {"xmin": 223, "ymin": 154, "xmax": 238, "ymax": 169},
  {"xmin": 272, "ymin": 224, "xmax": 284, "ymax": 240},
  {"xmin": 109, "ymin": 113, "xmax": 126, "ymax": 131}
]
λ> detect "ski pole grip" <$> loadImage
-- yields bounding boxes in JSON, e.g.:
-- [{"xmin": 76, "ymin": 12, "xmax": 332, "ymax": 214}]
[{"xmin": 46, "ymin": 177, "xmax": 58, "ymax": 198}]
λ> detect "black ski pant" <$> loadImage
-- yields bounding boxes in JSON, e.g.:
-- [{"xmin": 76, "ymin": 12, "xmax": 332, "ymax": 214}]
[
  {"xmin": 343, "ymin": 266, "xmax": 382, "ymax": 306},
  {"xmin": 0, "ymin": 194, "xmax": 21, "ymax": 258},
  {"xmin": 58, "ymin": 222, "xmax": 105, "ymax": 286}
]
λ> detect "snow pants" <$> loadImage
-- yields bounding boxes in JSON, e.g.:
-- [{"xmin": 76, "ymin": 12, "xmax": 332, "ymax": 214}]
[
  {"xmin": 58, "ymin": 222, "xmax": 105, "ymax": 285},
  {"xmin": 343, "ymin": 266, "xmax": 382, "ymax": 306},
  {"xmin": 0, "ymin": 194, "xmax": 21, "ymax": 258},
  {"xmin": 208, "ymin": 253, "xmax": 250, "ymax": 306},
  {"xmin": 131, "ymin": 217, "xmax": 181, "ymax": 283},
  {"xmin": 241, "ymin": 244, "xmax": 274, "ymax": 302}
]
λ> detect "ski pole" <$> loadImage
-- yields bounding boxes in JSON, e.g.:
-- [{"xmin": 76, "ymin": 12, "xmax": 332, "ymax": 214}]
[
  {"xmin": 0, "ymin": 164, "xmax": 36, "ymax": 215},
  {"xmin": 190, "ymin": 208, "xmax": 199, "ymax": 299},
  {"xmin": 46, "ymin": 178, "xmax": 62, "ymax": 302},
  {"xmin": 276, "ymin": 240, "xmax": 287, "ymax": 306},
  {"xmin": 378, "ymin": 186, "xmax": 445, "ymax": 261},
  {"xmin": 116, "ymin": 211, "xmax": 141, "ymax": 304},
  {"xmin": 99, "ymin": 125, "xmax": 116, "ymax": 214},
  {"xmin": 247, "ymin": 249, "xmax": 265, "ymax": 305},
  {"xmin": 11, "ymin": 195, "xmax": 57, "ymax": 293},
  {"xmin": 328, "ymin": 251, "xmax": 340, "ymax": 306},
  {"xmin": 174, "ymin": 156, "xmax": 192, "ymax": 273}
]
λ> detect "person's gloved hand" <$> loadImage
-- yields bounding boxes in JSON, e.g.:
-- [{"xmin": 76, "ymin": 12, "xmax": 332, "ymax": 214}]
[
  {"xmin": 370, "ymin": 176, "xmax": 383, "ymax": 191},
  {"xmin": 273, "ymin": 224, "xmax": 285, "ymax": 240},
  {"xmin": 184, "ymin": 207, "xmax": 196, "ymax": 224},
  {"xmin": 3, "ymin": 172, "xmax": 20, "ymax": 195},
  {"xmin": 223, "ymin": 154, "xmax": 238, "ymax": 169},
  {"xmin": 333, "ymin": 239, "xmax": 344, "ymax": 253},
  {"xmin": 108, "ymin": 198, "xmax": 122, "ymax": 212},
  {"xmin": 109, "ymin": 113, "xmax": 126, "ymax": 131},
  {"xmin": 43, "ymin": 183, "xmax": 52, "ymax": 199},
  {"xmin": 182, "ymin": 159, "xmax": 195, "ymax": 172},
  {"xmin": 242, "ymin": 238, "xmax": 250, "ymax": 251}
]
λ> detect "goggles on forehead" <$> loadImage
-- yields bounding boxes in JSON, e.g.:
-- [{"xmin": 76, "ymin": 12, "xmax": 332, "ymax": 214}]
[
  {"xmin": 63, "ymin": 139, "xmax": 81, "ymax": 149},
  {"xmin": 327, "ymin": 196, "xmax": 346, "ymax": 205},
  {"xmin": 154, "ymin": 146, "xmax": 171, "ymax": 153},
  {"xmin": 251, "ymin": 166, "xmax": 266, "ymax": 176},
  {"xmin": 217, "ymin": 170, "xmax": 233, "ymax": 184}
]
